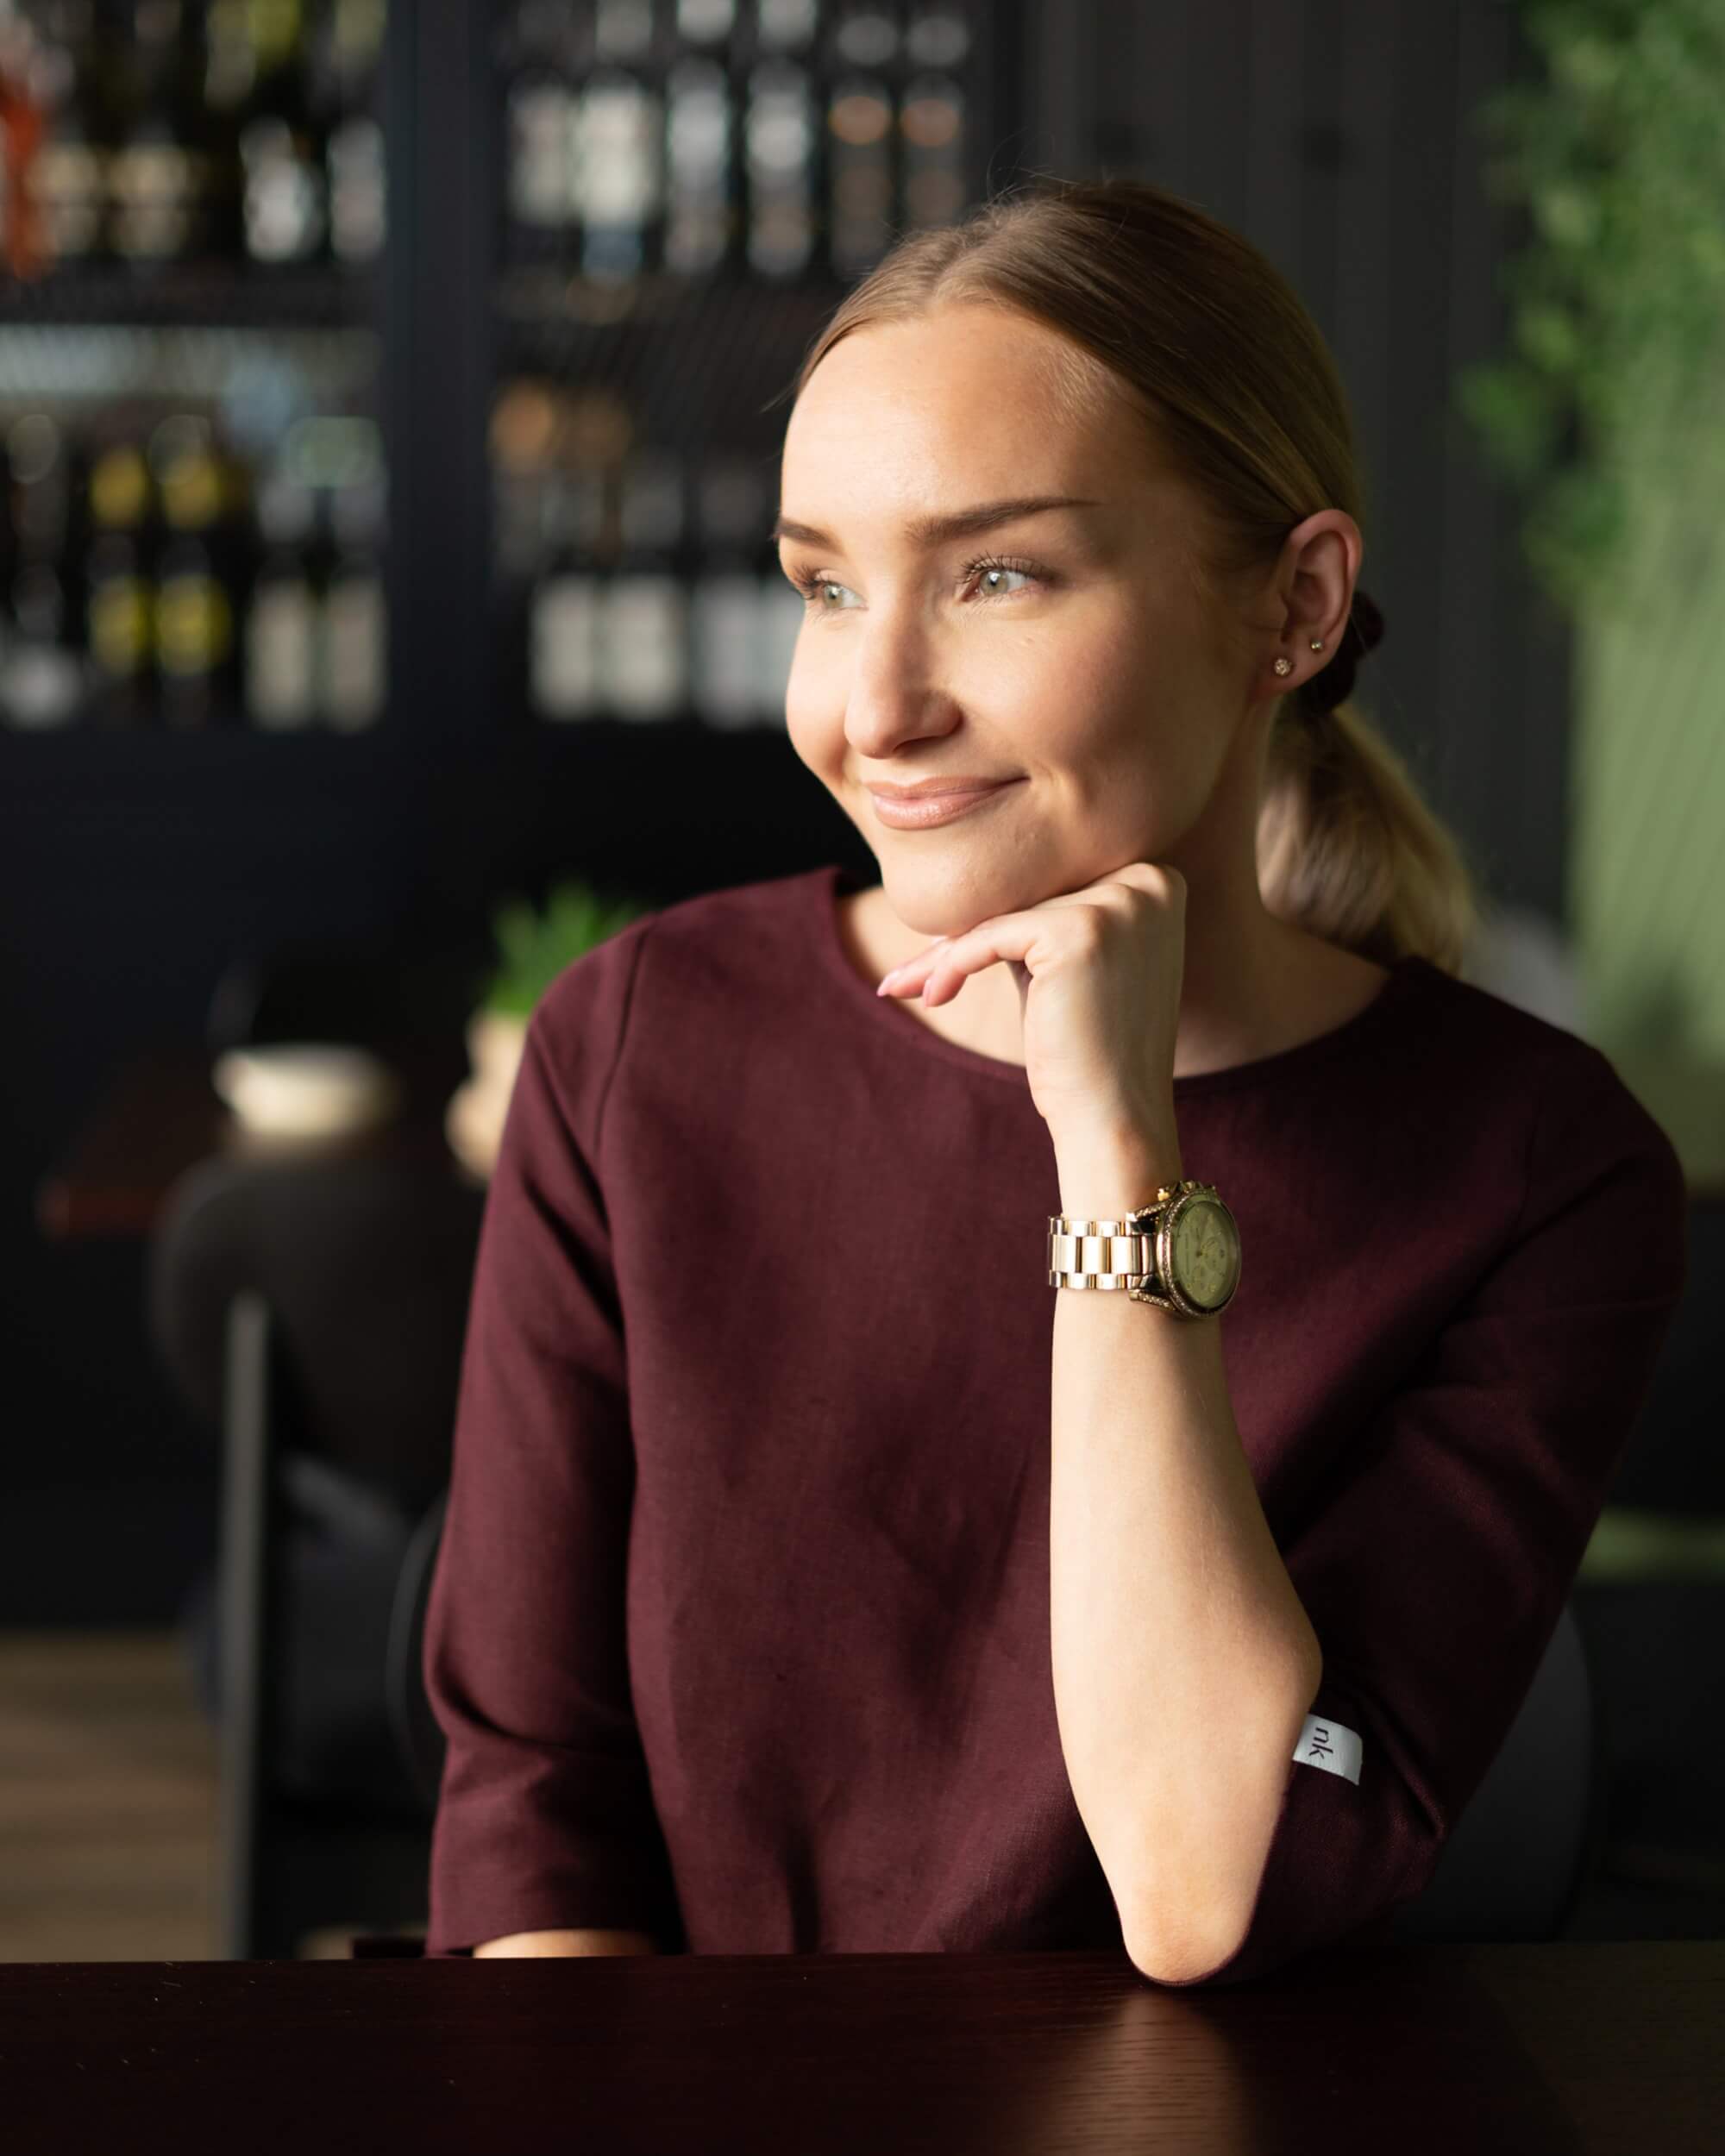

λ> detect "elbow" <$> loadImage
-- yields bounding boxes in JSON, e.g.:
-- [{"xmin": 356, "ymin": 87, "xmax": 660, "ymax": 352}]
[
  {"xmin": 1119, "ymin": 1644, "xmax": 1318, "ymax": 1988},
  {"xmin": 1123, "ymin": 1911, "xmax": 1248, "ymax": 1988},
  {"xmin": 1119, "ymin": 1827, "xmax": 1270, "ymax": 1986}
]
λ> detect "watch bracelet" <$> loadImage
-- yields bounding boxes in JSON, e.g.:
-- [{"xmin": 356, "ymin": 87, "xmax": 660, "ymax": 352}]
[{"xmin": 1047, "ymin": 1179, "xmax": 1209, "ymax": 1315}]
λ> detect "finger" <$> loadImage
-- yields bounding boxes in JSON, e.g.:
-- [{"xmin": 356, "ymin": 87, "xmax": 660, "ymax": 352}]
[
  {"xmin": 887, "ymin": 912, "xmax": 1061, "ymax": 1006},
  {"xmin": 879, "ymin": 928, "xmax": 1009, "ymax": 1001},
  {"xmin": 875, "ymin": 882, "xmax": 1138, "ymax": 1000},
  {"xmin": 875, "ymin": 940, "xmax": 949, "ymax": 997}
]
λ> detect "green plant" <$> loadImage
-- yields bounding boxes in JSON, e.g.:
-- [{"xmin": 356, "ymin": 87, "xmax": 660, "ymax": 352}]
[
  {"xmin": 1454, "ymin": 0, "xmax": 1725, "ymax": 617},
  {"xmin": 480, "ymin": 879, "xmax": 650, "ymax": 1018}
]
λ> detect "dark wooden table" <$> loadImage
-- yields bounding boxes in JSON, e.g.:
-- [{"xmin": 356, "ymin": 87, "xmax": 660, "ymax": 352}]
[
  {"xmin": 35, "ymin": 1035, "xmax": 467, "ymax": 1241},
  {"xmin": 2, "ymin": 1940, "xmax": 1719, "ymax": 2153}
]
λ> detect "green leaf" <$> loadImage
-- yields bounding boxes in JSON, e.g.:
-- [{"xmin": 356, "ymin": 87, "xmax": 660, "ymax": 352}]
[
  {"xmin": 478, "ymin": 878, "xmax": 653, "ymax": 1017},
  {"xmin": 1453, "ymin": 0, "xmax": 1725, "ymax": 617}
]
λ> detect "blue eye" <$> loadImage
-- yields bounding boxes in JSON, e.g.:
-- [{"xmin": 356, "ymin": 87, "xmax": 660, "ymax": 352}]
[
  {"xmin": 792, "ymin": 573, "xmax": 856, "ymax": 610},
  {"xmin": 787, "ymin": 554, "xmax": 1045, "ymax": 610},
  {"xmin": 965, "ymin": 558, "xmax": 1038, "ymax": 600}
]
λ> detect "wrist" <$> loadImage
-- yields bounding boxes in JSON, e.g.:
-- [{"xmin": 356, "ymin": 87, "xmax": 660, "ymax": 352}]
[{"xmin": 1053, "ymin": 1123, "xmax": 1183, "ymax": 1216}]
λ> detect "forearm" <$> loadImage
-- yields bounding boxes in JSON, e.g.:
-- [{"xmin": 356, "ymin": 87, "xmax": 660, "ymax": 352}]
[
  {"xmin": 473, "ymin": 1928, "xmax": 658, "ymax": 1957},
  {"xmin": 1050, "ymin": 1129, "xmax": 1323, "ymax": 1984}
]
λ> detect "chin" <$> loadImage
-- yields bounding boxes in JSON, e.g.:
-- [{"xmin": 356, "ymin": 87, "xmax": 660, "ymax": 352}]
[{"xmin": 875, "ymin": 857, "xmax": 1045, "ymax": 938}]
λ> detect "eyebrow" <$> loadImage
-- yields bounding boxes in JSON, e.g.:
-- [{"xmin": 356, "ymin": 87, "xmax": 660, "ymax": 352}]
[{"xmin": 770, "ymin": 494, "xmax": 1102, "ymax": 551}]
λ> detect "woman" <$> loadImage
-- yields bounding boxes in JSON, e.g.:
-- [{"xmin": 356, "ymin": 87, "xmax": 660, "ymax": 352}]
[{"xmin": 421, "ymin": 178, "xmax": 1687, "ymax": 1985}]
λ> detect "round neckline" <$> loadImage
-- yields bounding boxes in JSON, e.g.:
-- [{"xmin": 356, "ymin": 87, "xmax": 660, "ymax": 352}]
[{"xmin": 806, "ymin": 862, "xmax": 1434, "ymax": 1095}]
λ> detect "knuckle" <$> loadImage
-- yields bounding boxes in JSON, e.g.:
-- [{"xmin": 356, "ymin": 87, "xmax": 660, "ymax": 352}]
[{"xmin": 1070, "ymin": 906, "xmax": 1112, "ymax": 956}]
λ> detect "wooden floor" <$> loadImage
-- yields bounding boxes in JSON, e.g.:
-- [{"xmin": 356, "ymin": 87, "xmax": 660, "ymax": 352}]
[{"xmin": 0, "ymin": 1630, "xmax": 396, "ymax": 1962}]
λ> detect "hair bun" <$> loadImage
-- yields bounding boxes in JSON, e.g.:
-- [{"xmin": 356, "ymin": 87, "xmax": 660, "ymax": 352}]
[
  {"xmin": 1350, "ymin": 587, "xmax": 1386, "ymax": 655},
  {"xmin": 1297, "ymin": 586, "xmax": 1384, "ymax": 721}
]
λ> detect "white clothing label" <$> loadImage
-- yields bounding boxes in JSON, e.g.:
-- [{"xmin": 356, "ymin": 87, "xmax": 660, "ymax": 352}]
[{"xmin": 1294, "ymin": 1714, "xmax": 1362, "ymax": 1785}]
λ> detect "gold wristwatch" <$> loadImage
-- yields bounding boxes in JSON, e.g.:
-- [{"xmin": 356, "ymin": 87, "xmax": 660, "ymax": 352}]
[{"xmin": 1047, "ymin": 1180, "xmax": 1242, "ymax": 1319}]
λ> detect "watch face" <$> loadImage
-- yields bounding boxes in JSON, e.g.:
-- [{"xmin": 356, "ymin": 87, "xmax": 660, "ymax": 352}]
[{"xmin": 1170, "ymin": 1197, "xmax": 1241, "ymax": 1310}]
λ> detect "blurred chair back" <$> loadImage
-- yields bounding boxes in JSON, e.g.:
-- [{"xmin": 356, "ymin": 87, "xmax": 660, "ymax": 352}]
[
  {"xmin": 389, "ymin": 1485, "xmax": 451, "ymax": 1813},
  {"xmin": 147, "ymin": 1151, "xmax": 486, "ymax": 1956},
  {"xmin": 150, "ymin": 1151, "xmax": 486, "ymax": 1520},
  {"xmin": 1389, "ymin": 1598, "xmax": 1604, "ymax": 1942}
]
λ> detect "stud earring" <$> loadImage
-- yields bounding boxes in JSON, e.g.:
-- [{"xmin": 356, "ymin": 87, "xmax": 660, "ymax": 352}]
[
  {"xmin": 1272, "ymin": 656, "xmax": 1293, "ymax": 676},
  {"xmin": 1309, "ymin": 638, "xmax": 1325, "ymax": 652}
]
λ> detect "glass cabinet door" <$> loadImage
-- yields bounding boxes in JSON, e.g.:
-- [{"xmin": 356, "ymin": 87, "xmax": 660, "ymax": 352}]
[
  {"xmin": 0, "ymin": 0, "xmax": 391, "ymax": 736},
  {"xmin": 484, "ymin": 0, "xmax": 1004, "ymax": 741}
]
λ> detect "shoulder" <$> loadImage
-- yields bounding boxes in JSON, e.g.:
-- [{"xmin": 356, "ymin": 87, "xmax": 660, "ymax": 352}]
[
  {"xmin": 1408, "ymin": 958, "xmax": 1675, "ymax": 1139},
  {"xmin": 1405, "ymin": 960, "xmax": 1688, "ymax": 1286},
  {"xmin": 533, "ymin": 868, "xmax": 819, "ymax": 1037},
  {"xmin": 626, "ymin": 865, "xmax": 827, "ymax": 999},
  {"xmin": 527, "ymin": 868, "xmax": 828, "ymax": 1127}
]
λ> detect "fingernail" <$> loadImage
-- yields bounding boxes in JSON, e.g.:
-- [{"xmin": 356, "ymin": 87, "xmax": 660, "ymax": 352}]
[{"xmin": 875, "ymin": 968, "xmax": 902, "ymax": 995}]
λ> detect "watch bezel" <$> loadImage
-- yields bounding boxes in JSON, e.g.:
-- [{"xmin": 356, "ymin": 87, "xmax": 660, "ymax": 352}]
[{"xmin": 1126, "ymin": 1184, "xmax": 1241, "ymax": 1317}]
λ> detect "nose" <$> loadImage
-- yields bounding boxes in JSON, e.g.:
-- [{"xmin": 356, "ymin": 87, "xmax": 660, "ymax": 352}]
[{"xmin": 839, "ymin": 617, "xmax": 960, "ymax": 758}]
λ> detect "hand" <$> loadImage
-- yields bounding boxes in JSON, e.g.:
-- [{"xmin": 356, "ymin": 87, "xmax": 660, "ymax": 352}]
[{"xmin": 875, "ymin": 862, "xmax": 1188, "ymax": 1160}]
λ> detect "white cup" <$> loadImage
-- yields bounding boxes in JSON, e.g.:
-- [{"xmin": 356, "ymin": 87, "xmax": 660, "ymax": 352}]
[{"xmin": 212, "ymin": 1044, "xmax": 402, "ymax": 1139}]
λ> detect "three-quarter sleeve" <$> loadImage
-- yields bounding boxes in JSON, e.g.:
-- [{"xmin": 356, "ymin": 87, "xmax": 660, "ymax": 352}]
[
  {"xmin": 421, "ymin": 917, "xmax": 682, "ymax": 1959},
  {"xmin": 1155, "ymin": 1041, "xmax": 1690, "ymax": 1989}
]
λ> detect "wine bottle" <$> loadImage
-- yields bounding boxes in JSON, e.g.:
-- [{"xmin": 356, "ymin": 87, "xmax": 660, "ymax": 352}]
[
  {"xmin": 21, "ymin": 0, "xmax": 110, "ymax": 273},
  {"xmin": 491, "ymin": 377, "xmax": 559, "ymax": 586},
  {"xmin": 152, "ymin": 414, "xmax": 240, "ymax": 729},
  {"xmin": 499, "ymin": 0, "xmax": 586, "ymax": 273},
  {"xmin": 3, "ymin": 561, "xmax": 86, "ymax": 728},
  {"xmin": 83, "ymin": 436, "xmax": 157, "ymax": 729},
  {"xmin": 904, "ymin": 1, "xmax": 970, "ymax": 70},
  {"xmin": 7, "ymin": 410, "xmax": 78, "ymax": 564},
  {"xmin": 1, "ymin": 414, "xmax": 86, "ymax": 729},
  {"xmin": 314, "ymin": 0, "xmax": 386, "ymax": 265},
  {"xmin": 529, "ymin": 468, "xmax": 605, "ymax": 722},
  {"xmin": 900, "ymin": 3, "xmax": 969, "ymax": 232},
  {"xmin": 676, "ymin": 0, "xmax": 737, "ymax": 54},
  {"xmin": 750, "ymin": 0, "xmax": 819, "ymax": 55},
  {"xmin": 244, "ymin": 460, "xmax": 319, "ymax": 729},
  {"xmin": 321, "ymin": 431, "xmax": 387, "ymax": 728},
  {"xmin": 743, "ymin": 51, "xmax": 817, "ymax": 279},
  {"xmin": 108, "ymin": 0, "xmax": 215, "ymax": 268},
  {"xmin": 578, "ymin": 0, "xmax": 665, "ymax": 285},
  {"xmin": 664, "ymin": 52, "xmax": 733, "ymax": 277},
  {"xmin": 689, "ymin": 455, "xmax": 767, "ymax": 730},
  {"xmin": 237, "ymin": 0, "xmax": 328, "ymax": 266},
  {"xmin": 825, "ymin": 0, "xmax": 895, "ymax": 279},
  {"xmin": 601, "ymin": 448, "xmax": 687, "ymax": 720}
]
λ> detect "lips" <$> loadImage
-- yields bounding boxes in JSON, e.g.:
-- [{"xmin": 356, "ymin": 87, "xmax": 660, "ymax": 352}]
[
  {"xmin": 866, "ymin": 779, "xmax": 1024, "ymax": 829},
  {"xmin": 864, "ymin": 780, "xmax": 1019, "ymax": 801}
]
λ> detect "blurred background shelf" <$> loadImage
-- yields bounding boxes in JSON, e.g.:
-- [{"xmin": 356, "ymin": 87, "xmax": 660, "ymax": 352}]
[{"xmin": 0, "ymin": 263, "xmax": 380, "ymax": 328}]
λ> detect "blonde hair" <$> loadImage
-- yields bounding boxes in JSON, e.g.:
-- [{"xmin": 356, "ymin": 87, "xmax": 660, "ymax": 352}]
[{"xmin": 778, "ymin": 176, "xmax": 1480, "ymax": 974}]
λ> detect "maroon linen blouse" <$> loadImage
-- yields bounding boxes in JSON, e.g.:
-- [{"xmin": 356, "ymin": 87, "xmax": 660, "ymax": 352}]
[{"xmin": 421, "ymin": 862, "xmax": 1688, "ymax": 1982}]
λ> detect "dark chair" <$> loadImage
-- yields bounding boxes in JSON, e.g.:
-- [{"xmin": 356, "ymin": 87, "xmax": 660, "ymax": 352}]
[
  {"xmin": 368, "ymin": 1502, "xmax": 1604, "ymax": 1959},
  {"xmin": 387, "ymin": 1483, "xmax": 451, "ymax": 1815},
  {"xmin": 344, "ymin": 1488, "xmax": 456, "ymax": 1962},
  {"xmin": 147, "ymin": 1151, "xmax": 486, "ymax": 1959},
  {"xmin": 1389, "ymin": 1597, "xmax": 1606, "ymax": 1942}
]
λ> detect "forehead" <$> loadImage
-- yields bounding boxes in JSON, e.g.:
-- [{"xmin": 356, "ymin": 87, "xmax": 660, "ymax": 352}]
[{"xmin": 781, "ymin": 306, "xmax": 1134, "ymax": 502}]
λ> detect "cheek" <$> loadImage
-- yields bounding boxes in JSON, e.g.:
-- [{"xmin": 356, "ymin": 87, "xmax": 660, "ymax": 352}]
[
  {"xmin": 1005, "ymin": 597, "xmax": 1140, "ymax": 705},
  {"xmin": 1032, "ymin": 674, "xmax": 1148, "ymax": 772},
  {"xmin": 782, "ymin": 674, "xmax": 838, "ymax": 774}
]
